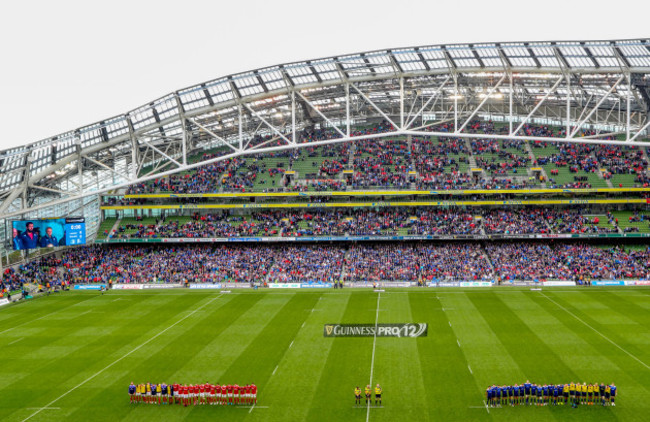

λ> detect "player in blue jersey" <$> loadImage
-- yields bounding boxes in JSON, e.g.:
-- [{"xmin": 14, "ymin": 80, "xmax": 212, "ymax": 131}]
[
  {"xmin": 552, "ymin": 384, "xmax": 559, "ymax": 405},
  {"xmin": 513, "ymin": 384, "xmax": 519, "ymax": 406},
  {"xmin": 536, "ymin": 384, "xmax": 543, "ymax": 405},
  {"xmin": 129, "ymin": 382, "xmax": 136, "ymax": 403},
  {"xmin": 161, "ymin": 383, "xmax": 168, "ymax": 405},
  {"xmin": 506, "ymin": 384, "xmax": 512, "ymax": 406},
  {"xmin": 486, "ymin": 386, "xmax": 492, "ymax": 407},
  {"xmin": 524, "ymin": 381, "xmax": 531, "ymax": 405},
  {"xmin": 610, "ymin": 383, "xmax": 616, "ymax": 406},
  {"xmin": 150, "ymin": 383, "xmax": 158, "ymax": 404}
]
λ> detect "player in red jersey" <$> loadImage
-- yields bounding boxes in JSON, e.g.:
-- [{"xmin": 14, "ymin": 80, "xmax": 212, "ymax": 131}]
[
  {"xmin": 244, "ymin": 384, "xmax": 251, "ymax": 405},
  {"xmin": 239, "ymin": 384, "xmax": 245, "ymax": 405},
  {"xmin": 227, "ymin": 384, "xmax": 233, "ymax": 405},
  {"xmin": 173, "ymin": 383, "xmax": 180, "ymax": 404},
  {"xmin": 251, "ymin": 383, "xmax": 257, "ymax": 404},
  {"xmin": 208, "ymin": 384, "xmax": 217, "ymax": 406},
  {"xmin": 233, "ymin": 384, "xmax": 240, "ymax": 405},
  {"xmin": 218, "ymin": 384, "xmax": 224, "ymax": 405},
  {"xmin": 199, "ymin": 383, "xmax": 205, "ymax": 405}
]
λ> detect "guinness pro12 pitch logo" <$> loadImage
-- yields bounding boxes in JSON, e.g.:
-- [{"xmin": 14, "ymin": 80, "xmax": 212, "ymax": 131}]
[{"xmin": 323, "ymin": 323, "xmax": 428, "ymax": 337}]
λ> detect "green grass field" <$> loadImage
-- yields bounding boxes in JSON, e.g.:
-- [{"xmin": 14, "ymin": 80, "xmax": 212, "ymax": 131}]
[{"xmin": 1, "ymin": 287, "xmax": 649, "ymax": 421}]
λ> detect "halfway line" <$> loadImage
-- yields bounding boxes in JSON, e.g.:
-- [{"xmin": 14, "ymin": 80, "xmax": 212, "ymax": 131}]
[
  {"xmin": 20, "ymin": 294, "xmax": 224, "ymax": 422},
  {"xmin": 366, "ymin": 292, "xmax": 381, "ymax": 422}
]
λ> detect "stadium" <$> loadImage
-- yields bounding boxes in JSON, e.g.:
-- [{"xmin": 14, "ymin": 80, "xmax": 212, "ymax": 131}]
[{"xmin": 1, "ymin": 38, "xmax": 649, "ymax": 421}]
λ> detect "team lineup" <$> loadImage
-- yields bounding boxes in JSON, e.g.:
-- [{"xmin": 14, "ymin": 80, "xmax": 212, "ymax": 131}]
[
  {"xmin": 128, "ymin": 382, "xmax": 257, "ymax": 406},
  {"xmin": 355, "ymin": 384, "xmax": 383, "ymax": 406},
  {"xmin": 487, "ymin": 381, "xmax": 617, "ymax": 408}
]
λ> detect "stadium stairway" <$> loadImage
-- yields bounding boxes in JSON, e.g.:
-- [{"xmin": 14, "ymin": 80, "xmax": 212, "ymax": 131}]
[
  {"xmin": 464, "ymin": 138, "xmax": 478, "ymax": 170},
  {"xmin": 109, "ymin": 218, "xmax": 122, "ymax": 238},
  {"xmin": 525, "ymin": 141, "xmax": 548, "ymax": 187},
  {"xmin": 590, "ymin": 151, "xmax": 615, "ymax": 188}
]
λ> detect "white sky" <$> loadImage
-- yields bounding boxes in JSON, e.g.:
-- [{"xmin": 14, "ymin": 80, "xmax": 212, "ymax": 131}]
[{"xmin": 0, "ymin": 0, "xmax": 646, "ymax": 150}]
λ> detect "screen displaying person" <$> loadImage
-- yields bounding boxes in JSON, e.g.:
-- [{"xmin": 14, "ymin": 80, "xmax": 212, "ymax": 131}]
[
  {"xmin": 19, "ymin": 222, "xmax": 39, "ymax": 249},
  {"xmin": 12, "ymin": 228, "xmax": 23, "ymax": 250},
  {"xmin": 40, "ymin": 226, "xmax": 58, "ymax": 248}
]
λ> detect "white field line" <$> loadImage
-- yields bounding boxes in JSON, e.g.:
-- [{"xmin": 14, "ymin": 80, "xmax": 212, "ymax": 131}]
[
  {"xmin": 289, "ymin": 340, "xmax": 294, "ymax": 349},
  {"xmin": 540, "ymin": 292, "xmax": 650, "ymax": 371},
  {"xmin": 272, "ymin": 365, "xmax": 279, "ymax": 376},
  {"xmin": 249, "ymin": 403, "xmax": 256, "ymax": 413},
  {"xmin": 8, "ymin": 337, "xmax": 24, "ymax": 345},
  {"xmin": 20, "ymin": 294, "xmax": 224, "ymax": 422},
  {"xmin": 457, "ymin": 339, "xmax": 461, "ymax": 348},
  {"xmin": 366, "ymin": 292, "xmax": 381, "ymax": 422},
  {"xmin": 467, "ymin": 364, "xmax": 473, "ymax": 374},
  {"xmin": 482, "ymin": 400, "xmax": 490, "ymax": 414}
]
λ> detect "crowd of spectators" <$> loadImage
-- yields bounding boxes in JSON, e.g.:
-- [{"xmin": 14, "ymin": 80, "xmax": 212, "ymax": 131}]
[
  {"xmin": 4, "ymin": 242, "xmax": 650, "ymax": 286},
  {"xmin": 108, "ymin": 208, "xmax": 631, "ymax": 239}
]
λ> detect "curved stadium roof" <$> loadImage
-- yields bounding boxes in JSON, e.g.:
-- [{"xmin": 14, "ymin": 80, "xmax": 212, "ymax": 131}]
[{"xmin": 1, "ymin": 38, "xmax": 649, "ymax": 221}]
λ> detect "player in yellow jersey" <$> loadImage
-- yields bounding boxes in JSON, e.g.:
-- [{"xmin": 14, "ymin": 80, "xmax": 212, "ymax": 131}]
[
  {"xmin": 365, "ymin": 385, "xmax": 372, "ymax": 405},
  {"xmin": 605, "ymin": 384, "xmax": 611, "ymax": 406},
  {"xmin": 569, "ymin": 382, "xmax": 576, "ymax": 407},
  {"xmin": 375, "ymin": 384, "xmax": 382, "ymax": 405},
  {"xmin": 157, "ymin": 383, "xmax": 162, "ymax": 405},
  {"xmin": 587, "ymin": 383, "xmax": 593, "ymax": 405},
  {"xmin": 562, "ymin": 383, "xmax": 569, "ymax": 405},
  {"xmin": 355, "ymin": 386, "xmax": 362, "ymax": 405}
]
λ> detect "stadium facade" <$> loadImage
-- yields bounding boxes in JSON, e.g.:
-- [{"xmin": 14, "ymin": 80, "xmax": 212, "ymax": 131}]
[{"xmin": 1, "ymin": 39, "xmax": 650, "ymax": 260}]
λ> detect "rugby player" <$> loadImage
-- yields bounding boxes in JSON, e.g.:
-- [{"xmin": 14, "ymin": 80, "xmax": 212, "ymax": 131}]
[
  {"xmin": 355, "ymin": 386, "xmax": 362, "ymax": 405},
  {"xmin": 251, "ymin": 383, "xmax": 258, "ymax": 404},
  {"xmin": 128, "ymin": 382, "xmax": 136, "ymax": 403},
  {"xmin": 365, "ymin": 385, "xmax": 372, "ymax": 405}
]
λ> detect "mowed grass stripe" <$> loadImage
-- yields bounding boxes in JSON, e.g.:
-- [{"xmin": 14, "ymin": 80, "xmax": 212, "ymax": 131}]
[
  {"xmin": 304, "ymin": 292, "xmax": 377, "ymax": 422},
  {"xmin": 200, "ymin": 292, "xmax": 321, "ymax": 422},
  {"xmin": 531, "ymin": 292, "xmax": 650, "ymax": 421},
  {"xmin": 440, "ymin": 293, "xmax": 531, "ymax": 419},
  {"xmin": 69, "ymin": 293, "xmax": 259, "ymax": 422},
  {"xmin": 5, "ymin": 293, "xmax": 218, "ymax": 422},
  {"xmin": 536, "ymin": 291, "xmax": 650, "ymax": 371},
  {"xmin": 258, "ymin": 293, "xmax": 351, "ymax": 422},
  {"xmin": 0, "ymin": 293, "xmax": 102, "ymax": 335},
  {"xmin": 0, "ymin": 292, "xmax": 186, "ymax": 421},
  {"xmin": 369, "ymin": 292, "xmax": 428, "ymax": 422},
  {"xmin": 409, "ymin": 293, "xmax": 477, "ymax": 422}
]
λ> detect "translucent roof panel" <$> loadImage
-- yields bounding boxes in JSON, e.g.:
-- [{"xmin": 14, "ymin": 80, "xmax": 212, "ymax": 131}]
[
  {"xmin": 258, "ymin": 67, "xmax": 287, "ymax": 91},
  {"xmin": 474, "ymin": 44, "xmax": 503, "ymax": 67},
  {"xmin": 232, "ymin": 73, "xmax": 265, "ymax": 96},
  {"xmin": 447, "ymin": 46, "xmax": 480, "ymax": 68},
  {"xmin": 311, "ymin": 59, "xmax": 342, "ymax": 81},
  {"xmin": 152, "ymin": 95, "xmax": 179, "ymax": 121},
  {"xmin": 616, "ymin": 42, "xmax": 650, "ymax": 67},
  {"xmin": 501, "ymin": 43, "xmax": 537, "ymax": 67},
  {"xmin": 586, "ymin": 43, "xmax": 620, "ymax": 68},
  {"xmin": 365, "ymin": 52, "xmax": 395, "ymax": 74},
  {"xmin": 130, "ymin": 105, "xmax": 157, "ymax": 130},
  {"xmin": 205, "ymin": 79, "xmax": 235, "ymax": 104},
  {"xmin": 558, "ymin": 43, "xmax": 596, "ymax": 68},
  {"xmin": 179, "ymin": 86, "xmax": 211, "ymax": 111},
  {"xmin": 284, "ymin": 63, "xmax": 319, "ymax": 85},
  {"xmin": 392, "ymin": 49, "xmax": 427, "ymax": 71},
  {"xmin": 338, "ymin": 54, "xmax": 374, "ymax": 76},
  {"xmin": 530, "ymin": 44, "xmax": 561, "ymax": 67},
  {"xmin": 419, "ymin": 47, "xmax": 448, "ymax": 69}
]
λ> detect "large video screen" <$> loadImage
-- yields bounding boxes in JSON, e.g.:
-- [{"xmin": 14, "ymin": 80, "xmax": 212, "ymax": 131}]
[{"xmin": 12, "ymin": 217, "xmax": 86, "ymax": 250}]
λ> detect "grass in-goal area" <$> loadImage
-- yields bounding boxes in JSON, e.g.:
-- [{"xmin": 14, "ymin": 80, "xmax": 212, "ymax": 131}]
[{"xmin": 0, "ymin": 288, "xmax": 649, "ymax": 422}]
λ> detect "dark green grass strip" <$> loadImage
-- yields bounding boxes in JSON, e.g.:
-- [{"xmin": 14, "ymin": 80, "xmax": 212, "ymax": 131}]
[
  {"xmin": 303, "ymin": 292, "xmax": 376, "ymax": 422},
  {"xmin": 187, "ymin": 292, "xmax": 321, "ymax": 422},
  {"xmin": 410, "ymin": 292, "xmax": 479, "ymax": 422}
]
